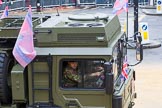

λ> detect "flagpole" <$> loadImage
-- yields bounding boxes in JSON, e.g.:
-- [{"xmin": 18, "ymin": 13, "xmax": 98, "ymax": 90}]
[
  {"xmin": 126, "ymin": 11, "xmax": 128, "ymax": 42},
  {"xmin": 126, "ymin": 0, "xmax": 129, "ymax": 55},
  {"xmin": 126, "ymin": 11, "xmax": 128, "ymax": 55}
]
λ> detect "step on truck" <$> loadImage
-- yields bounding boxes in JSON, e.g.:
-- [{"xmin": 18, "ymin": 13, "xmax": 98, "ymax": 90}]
[{"xmin": 0, "ymin": 13, "xmax": 143, "ymax": 108}]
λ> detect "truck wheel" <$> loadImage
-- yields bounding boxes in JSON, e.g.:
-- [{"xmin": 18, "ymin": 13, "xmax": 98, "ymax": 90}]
[{"xmin": 0, "ymin": 53, "xmax": 14, "ymax": 104}]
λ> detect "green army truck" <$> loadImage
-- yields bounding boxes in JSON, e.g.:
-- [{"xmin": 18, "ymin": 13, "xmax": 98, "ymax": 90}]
[{"xmin": 0, "ymin": 13, "xmax": 143, "ymax": 108}]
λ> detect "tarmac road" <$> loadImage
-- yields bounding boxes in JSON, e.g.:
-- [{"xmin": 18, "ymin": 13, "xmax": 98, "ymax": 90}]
[
  {"xmin": 129, "ymin": 12, "xmax": 162, "ymax": 107},
  {"xmin": 134, "ymin": 63, "xmax": 162, "ymax": 108}
]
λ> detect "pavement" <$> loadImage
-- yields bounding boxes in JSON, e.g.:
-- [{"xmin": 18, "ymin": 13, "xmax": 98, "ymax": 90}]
[
  {"xmin": 138, "ymin": 5, "xmax": 162, "ymax": 49},
  {"xmin": 7, "ymin": 5, "xmax": 162, "ymax": 16},
  {"xmin": 139, "ymin": 5, "xmax": 156, "ymax": 9},
  {"xmin": 9, "ymin": 6, "xmax": 79, "ymax": 16},
  {"xmin": 139, "ymin": 5, "xmax": 162, "ymax": 16},
  {"xmin": 127, "ymin": 40, "xmax": 161, "ymax": 49},
  {"xmin": 9, "ymin": 5, "xmax": 97, "ymax": 17}
]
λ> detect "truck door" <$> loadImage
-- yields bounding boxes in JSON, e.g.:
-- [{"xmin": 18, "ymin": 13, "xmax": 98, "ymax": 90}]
[{"xmin": 55, "ymin": 57, "xmax": 112, "ymax": 108}]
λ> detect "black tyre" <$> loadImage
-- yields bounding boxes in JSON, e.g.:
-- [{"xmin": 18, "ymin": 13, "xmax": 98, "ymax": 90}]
[{"xmin": 0, "ymin": 52, "xmax": 14, "ymax": 104}]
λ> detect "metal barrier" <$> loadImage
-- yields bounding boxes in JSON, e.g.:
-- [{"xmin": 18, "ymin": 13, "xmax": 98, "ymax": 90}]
[
  {"xmin": 79, "ymin": 0, "xmax": 96, "ymax": 5},
  {"xmin": 96, "ymin": 0, "xmax": 113, "ymax": 6},
  {"xmin": 138, "ymin": 0, "xmax": 149, "ymax": 5},
  {"xmin": 61, "ymin": 0, "xmax": 75, "ymax": 6},
  {"xmin": 0, "ymin": 0, "xmax": 155, "ymax": 12}
]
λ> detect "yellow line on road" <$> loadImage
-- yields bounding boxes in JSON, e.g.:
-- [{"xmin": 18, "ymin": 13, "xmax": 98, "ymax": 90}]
[{"xmin": 139, "ymin": 14, "xmax": 146, "ymax": 22}]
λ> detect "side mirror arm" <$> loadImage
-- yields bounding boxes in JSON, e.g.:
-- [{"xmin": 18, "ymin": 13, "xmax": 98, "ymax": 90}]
[{"xmin": 104, "ymin": 62, "xmax": 114, "ymax": 95}]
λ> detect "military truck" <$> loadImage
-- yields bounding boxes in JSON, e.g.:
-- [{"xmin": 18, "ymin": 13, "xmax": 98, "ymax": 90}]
[{"xmin": 0, "ymin": 13, "xmax": 143, "ymax": 108}]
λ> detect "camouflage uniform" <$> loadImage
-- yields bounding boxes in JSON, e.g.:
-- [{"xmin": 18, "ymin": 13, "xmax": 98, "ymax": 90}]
[
  {"xmin": 63, "ymin": 66, "xmax": 81, "ymax": 87},
  {"xmin": 84, "ymin": 66, "xmax": 104, "ymax": 88}
]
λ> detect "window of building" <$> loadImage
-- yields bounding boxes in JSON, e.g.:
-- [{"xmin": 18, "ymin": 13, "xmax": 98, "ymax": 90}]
[{"xmin": 60, "ymin": 59, "xmax": 105, "ymax": 89}]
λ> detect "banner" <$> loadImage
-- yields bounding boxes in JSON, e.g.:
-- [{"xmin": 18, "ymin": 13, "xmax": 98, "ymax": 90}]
[
  {"xmin": 0, "ymin": 6, "xmax": 8, "ymax": 19},
  {"xmin": 13, "ymin": 6, "xmax": 36, "ymax": 68}
]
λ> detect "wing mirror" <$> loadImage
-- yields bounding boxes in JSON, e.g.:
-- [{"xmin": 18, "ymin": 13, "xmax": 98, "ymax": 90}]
[{"xmin": 136, "ymin": 35, "xmax": 143, "ymax": 61}]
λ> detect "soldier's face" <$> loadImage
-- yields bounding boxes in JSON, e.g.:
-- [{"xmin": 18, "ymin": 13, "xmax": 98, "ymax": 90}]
[{"xmin": 69, "ymin": 62, "xmax": 78, "ymax": 69}]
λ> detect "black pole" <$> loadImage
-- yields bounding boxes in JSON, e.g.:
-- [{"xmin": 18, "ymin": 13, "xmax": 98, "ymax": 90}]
[{"xmin": 134, "ymin": 0, "xmax": 138, "ymax": 41}]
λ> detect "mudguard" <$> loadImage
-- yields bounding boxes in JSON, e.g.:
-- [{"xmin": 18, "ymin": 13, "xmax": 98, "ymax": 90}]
[{"xmin": 113, "ymin": 68, "xmax": 136, "ymax": 108}]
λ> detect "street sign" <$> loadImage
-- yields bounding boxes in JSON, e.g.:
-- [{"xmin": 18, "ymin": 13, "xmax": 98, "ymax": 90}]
[
  {"xmin": 157, "ymin": 0, "xmax": 162, "ymax": 13},
  {"xmin": 139, "ymin": 22, "xmax": 150, "ymax": 44}
]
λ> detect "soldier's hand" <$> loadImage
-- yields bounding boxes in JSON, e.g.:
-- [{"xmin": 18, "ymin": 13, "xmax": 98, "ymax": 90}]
[{"xmin": 91, "ymin": 72, "xmax": 101, "ymax": 77}]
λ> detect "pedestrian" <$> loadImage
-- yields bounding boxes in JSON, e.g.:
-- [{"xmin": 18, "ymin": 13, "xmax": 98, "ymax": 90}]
[{"xmin": 63, "ymin": 61, "xmax": 81, "ymax": 87}]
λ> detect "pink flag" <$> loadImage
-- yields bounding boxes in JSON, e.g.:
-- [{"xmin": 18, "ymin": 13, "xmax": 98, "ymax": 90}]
[
  {"xmin": 113, "ymin": 0, "xmax": 128, "ymax": 15},
  {"xmin": 0, "ymin": 6, "xmax": 8, "ymax": 19},
  {"xmin": 122, "ymin": 56, "xmax": 128, "ymax": 79},
  {"xmin": 12, "ymin": 6, "xmax": 36, "ymax": 68},
  {"xmin": 0, "ymin": 0, "xmax": 2, "ymax": 5}
]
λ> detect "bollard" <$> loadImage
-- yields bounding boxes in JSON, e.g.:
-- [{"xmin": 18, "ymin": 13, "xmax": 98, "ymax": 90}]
[
  {"xmin": 156, "ymin": 0, "xmax": 162, "ymax": 13},
  {"xmin": 139, "ymin": 22, "xmax": 150, "ymax": 44}
]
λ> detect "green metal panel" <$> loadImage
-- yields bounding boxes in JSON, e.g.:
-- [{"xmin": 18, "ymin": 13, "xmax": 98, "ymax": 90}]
[
  {"xmin": 11, "ymin": 64, "xmax": 26, "ymax": 102},
  {"xmin": 0, "ymin": 17, "xmax": 41, "ymax": 39},
  {"xmin": 28, "ymin": 58, "xmax": 51, "ymax": 105},
  {"xmin": 113, "ymin": 68, "xmax": 135, "ymax": 108},
  {"xmin": 35, "ymin": 15, "xmax": 121, "ymax": 47},
  {"xmin": 54, "ymin": 55, "xmax": 112, "ymax": 108}
]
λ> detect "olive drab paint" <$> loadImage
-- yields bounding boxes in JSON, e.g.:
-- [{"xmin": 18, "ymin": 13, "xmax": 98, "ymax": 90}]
[{"xmin": 0, "ymin": 11, "xmax": 142, "ymax": 108}]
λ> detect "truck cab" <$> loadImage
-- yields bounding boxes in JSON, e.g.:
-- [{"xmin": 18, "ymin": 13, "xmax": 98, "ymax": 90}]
[{"xmin": 0, "ymin": 13, "xmax": 142, "ymax": 108}]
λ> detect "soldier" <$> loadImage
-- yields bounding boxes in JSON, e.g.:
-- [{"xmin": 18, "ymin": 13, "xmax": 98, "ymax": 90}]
[
  {"xmin": 84, "ymin": 64, "xmax": 104, "ymax": 88},
  {"xmin": 63, "ymin": 61, "xmax": 104, "ymax": 88},
  {"xmin": 63, "ymin": 61, "xmax": 81, "ymax": 87}
]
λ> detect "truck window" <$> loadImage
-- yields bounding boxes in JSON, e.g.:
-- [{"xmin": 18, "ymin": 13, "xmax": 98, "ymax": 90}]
[{"xmin": 60, "ymin": 59, "xmax": 105, "ymax": 89}]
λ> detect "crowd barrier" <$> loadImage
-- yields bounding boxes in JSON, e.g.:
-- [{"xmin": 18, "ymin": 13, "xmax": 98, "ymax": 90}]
[{"xmin": 0, "ymin": 0, "xmax": 152, "ymax": 11}]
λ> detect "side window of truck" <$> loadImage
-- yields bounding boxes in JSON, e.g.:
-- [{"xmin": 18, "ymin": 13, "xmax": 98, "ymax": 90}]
[{"xmin": 60, "ymin": 59, "xmax": 105, "ymax": 89}]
